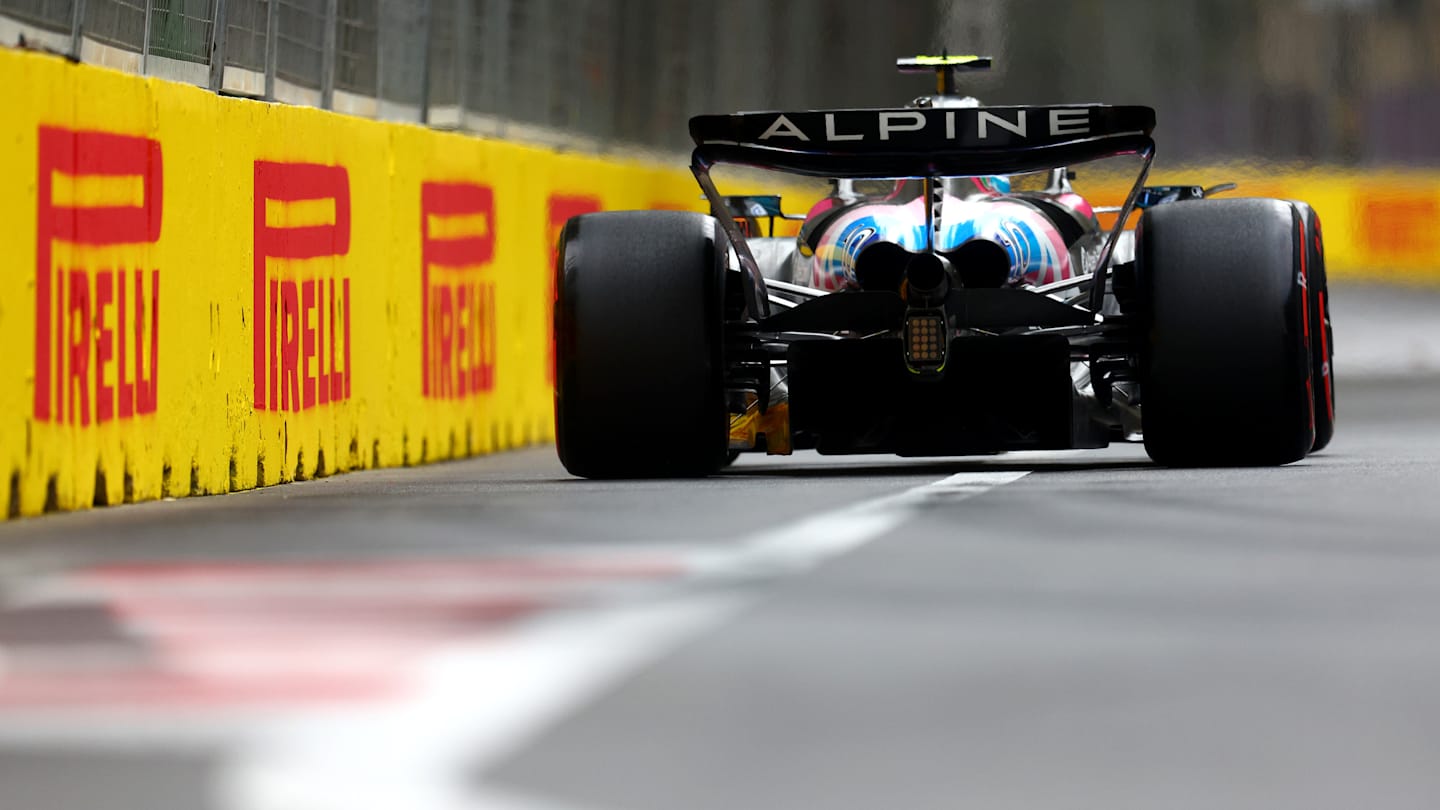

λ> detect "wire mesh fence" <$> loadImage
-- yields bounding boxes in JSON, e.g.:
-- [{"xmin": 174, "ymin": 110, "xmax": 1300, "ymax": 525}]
[
  {"xmin": 333, "ymin": 0, "xmax": 375, "ymax": 96},
  {"xmin": 0, "ymin": 0, "xmax": 74, "ymax": 33},
  {"xmin": 221, "ymin": 0, "xmax": 266, "ymax": 73},
  {"xmin": 82, "ymin": 0, "xmax": 145, "ymax": 52},
  {"xmin": 1, "ymin": 0, "xmax": 1437, "ymax": 164},
  {"xmin": 147, "ymin": 0, "xmax": 212, "ymax": 63},
  {"xmin": 274, "ymin": 0, "xmax": 325, "ymax": 91}
]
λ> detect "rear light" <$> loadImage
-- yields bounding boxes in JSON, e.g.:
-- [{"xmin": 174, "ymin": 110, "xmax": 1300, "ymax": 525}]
[{"xmin": 904, "ymin": 310, "xmax": 948, "ymax": 372}]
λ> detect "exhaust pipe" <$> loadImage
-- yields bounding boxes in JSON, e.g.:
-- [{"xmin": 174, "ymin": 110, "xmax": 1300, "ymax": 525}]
[
  {"xmin": 944, "ymin": 239, "xmax": 1012, "ymax": 288},
  {"xmin": 902, "ymin": 251, "xmax": 951, "ymax": 305},
  {"xmin": 853, "ymin": 243, "xmax": 954, "ymax": 305},
  {"xmin": 853, "ymin": 242, "xmax": 908, "ymax": 292}
]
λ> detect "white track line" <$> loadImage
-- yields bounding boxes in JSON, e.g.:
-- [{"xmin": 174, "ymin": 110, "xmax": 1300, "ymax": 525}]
[
  {"xmin": 221, "ymin": 470, "xmax": 1029, "ymax": 810},
  {"xmin": 715, "ymin": 470, "xmax": 1031, "ymax": 577},
  {"xmin": 223, "ymin": 597, "xmax": 746, "ymax": 810}
]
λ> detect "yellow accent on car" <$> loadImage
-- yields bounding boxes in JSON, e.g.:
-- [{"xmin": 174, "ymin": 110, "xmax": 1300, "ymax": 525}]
[
  {"xmin": 728, "ymin": 398, "xmax": 792, "ymax": 456},
  {"xmin": 909, "ymin": 55, "xmax": 985, "ymax": 65},
  {"xmin": 759, "ymin": 402, "xmax": 792, "ymax": 456}
]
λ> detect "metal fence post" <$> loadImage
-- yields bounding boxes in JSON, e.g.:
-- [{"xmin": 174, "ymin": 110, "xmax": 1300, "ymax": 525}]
[
  {"xmin": 454, "ymin": 0, "xmax": 470, "ymax": 124},
  {"xmin": 536, "ymin": 0, "xmax": 552, "ymax": 130},
  {"xmin": 264, "ymin": 0, "xmax": 278, "ymax": 99},
  {"xmin": 485, "ymin": 0, "xmax": 510, "ymax": 134},
  {"xmin": 69, "ymin": 0, "xmax": 86, "ymax": 59},
  {"xmin": 208, "ymin": 0, "xmax": 229, "ymax": 91},
  {"xmin": 141, "ymin": 0, "xmax": 153, "ymax": 72},
  {"xmin": 418, "ymin": 0, "xmax": 432, "ymax": 123},
  {"xmin": 320, "ymin": 0, "xmax": 337, "ymax": 108}
]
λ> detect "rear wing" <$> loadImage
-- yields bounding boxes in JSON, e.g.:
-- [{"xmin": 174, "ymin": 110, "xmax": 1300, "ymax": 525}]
[
  {"xmin": 689, "ymin": 105, "xmax": 1155, "ymax": 178},
  {"xmin": 690, "ymin": 103, "xmax": 1158, "ymax": 321}
]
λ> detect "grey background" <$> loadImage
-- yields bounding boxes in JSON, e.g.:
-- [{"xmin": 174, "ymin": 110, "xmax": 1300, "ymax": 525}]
[{"xmin": 2, "ymin": 0, "xmax": 1437, "ymax": 164}]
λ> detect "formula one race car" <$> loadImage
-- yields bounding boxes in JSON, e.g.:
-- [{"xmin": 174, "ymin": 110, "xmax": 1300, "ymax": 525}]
[{"xmin": 553, "ymin": 55, "xmax": 1335, "ymax": 478}]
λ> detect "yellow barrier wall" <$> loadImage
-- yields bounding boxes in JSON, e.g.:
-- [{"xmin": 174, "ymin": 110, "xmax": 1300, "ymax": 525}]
[
  {"xmin": 0, "ymin": 47, "xmax": 729, "ymax": 518},
  {"xmin": 1087, "ymin": 165, "xmax": 1440, "ymax": 283},
  {"xmin": 2, "ymin": 48, "xmax": 1437, "ymax": 518},
  {"xmin": 1187, "ymin": 167, "xmax": 1440, "ymax": 285}
]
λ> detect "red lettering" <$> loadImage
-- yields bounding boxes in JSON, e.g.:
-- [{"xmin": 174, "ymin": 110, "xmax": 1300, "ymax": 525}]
[
  {"xmin": 281, "ymin": 280, "xmax": 300, "ymax": 412},
  {"xmin": 316, "ymin": 279, "xmax": 329, "ymax": 406},
  {"xmin": 439, "ymin": 284, "xmax": 454, "ymax": 398},
  {"xmin": 117, "ymin": 270, "xmax": 132, "ymax": 419},
  {"xmin": 420, "ymin": 182, "xmax": 496, "ymax": 400},
  {"xmin": 302, "ymin": 279, "xmax": 316, "ymax": 409},
  {"xmin": 134, "ymin": 270, "xmax": 159, "ymax": 415},
  {"xmin": 1362, "ymin": 196, "xmax": 1440, "ymax": 262},
  {"xmin": 95, "ymin": 269, "xmax": 114, "ymax": 424},
  {"xmin": 68, "ymin": 270, "xmax": 90, "ymax": 426},
  {"xmin": 478, "ymin": 283, "xmax": 496, "ymax": 391},
  {"xmin": 35, "ymin": 127, "xmax": 162, "ymax": 424},
  {"xmin": 55, "ymin": 266, "xmax": 66, "ymax": 423},
  {"xmin": 421, "ymin": 277, "xmax": 498, "ymax": 399},
  {"xmin": 268, "ymin": 278, "xmax": 279, "ymax": 411},
  {"xmin": 329, "ymin": 278, "xmax": 342, "ymax": 402},
  {"xmin": 254, "ymin": 162, "xmax": 351, "ymax": 412},
  {"xmin": 455, "ymin": 282, "xmax": 470, "ymax": 398}
]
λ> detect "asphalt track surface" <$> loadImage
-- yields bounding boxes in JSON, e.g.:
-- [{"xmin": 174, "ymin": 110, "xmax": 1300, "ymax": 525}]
[{"xmin": 2, "ymin": 283, "xmax": 1440, "ymax": 810}]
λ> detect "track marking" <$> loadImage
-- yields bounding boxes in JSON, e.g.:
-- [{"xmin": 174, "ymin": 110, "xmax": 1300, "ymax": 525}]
[
  {"xmin": 219, "ymin": 470, "xmax": 1030, "ymax": 810},
  {"xmin": 714, "ymin": 470, "xmax": 1031, "ymax": 576},
  {"xmin": 0, "ymin": 470, "xmax": 1030, "ymax": 807}
]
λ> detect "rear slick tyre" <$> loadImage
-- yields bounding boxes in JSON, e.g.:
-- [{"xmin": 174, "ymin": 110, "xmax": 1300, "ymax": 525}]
[
  {"xmin": 1290, "ymin": 201, "xmax": 1335, "ymax": 452},
  {"xmin": 1137, "ymin": 198, "xmax": 1315, "ymax": 466},
  {"xmin": 554, "ymin": 211, "xmax": 731, "ymax": 478}
]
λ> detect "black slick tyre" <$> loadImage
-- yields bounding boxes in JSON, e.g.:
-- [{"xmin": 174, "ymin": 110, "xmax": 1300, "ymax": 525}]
[
  {"xmin": 1136, "ymin": 198, "xmax": 1315, "ymax": 466},
  {"xmin": 554, "ymin": 211, "xmax": 731, "ymax": 478},
  {"xmin": 1289, "ymin": 201, "xmax": 1335, "ymax": 452}
]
